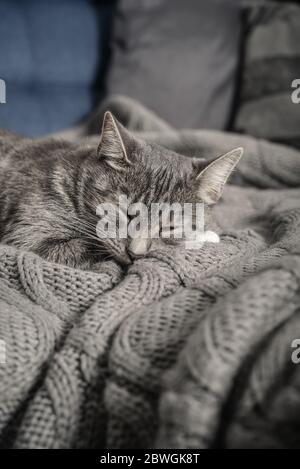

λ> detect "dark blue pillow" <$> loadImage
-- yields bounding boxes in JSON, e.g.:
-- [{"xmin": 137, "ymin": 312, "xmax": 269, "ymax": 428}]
[{"xmin": 0, "ymin": 0, "xmax": 114, "ymax": 137}]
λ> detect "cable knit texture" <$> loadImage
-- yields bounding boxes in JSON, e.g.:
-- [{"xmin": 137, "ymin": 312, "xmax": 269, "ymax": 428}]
[{"xmin": 1, "ymin": 97, "xmax": 300, "ymax": 448}]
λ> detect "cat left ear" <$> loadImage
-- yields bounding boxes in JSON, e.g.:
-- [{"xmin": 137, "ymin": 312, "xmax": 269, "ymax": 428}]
[
  {"xmin": 196, "ymin": 147, "xmax": 243, "ymax": 204},
  {"xmin": 97, "ymin": 111, "xmax": 132, "ymax": 169}
]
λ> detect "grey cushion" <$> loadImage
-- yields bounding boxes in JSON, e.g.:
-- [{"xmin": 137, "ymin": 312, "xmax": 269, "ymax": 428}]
[
  {"xmin": 107, "ymin": 0, "xmax": 242, "ymax": 129},
  {"xmin": 233, "ymin": 2, "xmax": 300, "ymax": 149}
]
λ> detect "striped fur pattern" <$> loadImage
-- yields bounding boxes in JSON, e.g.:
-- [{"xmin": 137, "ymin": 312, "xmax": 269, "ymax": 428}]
[{"xmin": 0, "ymin": 114, "xmax": 242, "ymax": 269}]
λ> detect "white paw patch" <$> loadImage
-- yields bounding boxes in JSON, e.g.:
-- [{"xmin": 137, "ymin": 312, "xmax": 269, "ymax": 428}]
[
  {"xmin": 201, "ymin": 230, "xmax": 220, "ymax": 243},
  {"xmin": 184, "ymin": 230, "xmax": 220, "ymax": 249}
]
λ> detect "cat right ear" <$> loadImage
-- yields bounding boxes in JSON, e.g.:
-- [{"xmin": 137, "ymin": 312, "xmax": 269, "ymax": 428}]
[
  {"xmin": 196, "ymin": 147, "xmax": 243, "ymax": 204},
  {"xmin": 97, "ymin": 111, "xmax": 132, "ymax": 170}
]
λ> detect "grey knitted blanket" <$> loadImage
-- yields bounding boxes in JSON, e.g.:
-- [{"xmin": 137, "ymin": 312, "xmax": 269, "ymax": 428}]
[{"xmin": 1, "ymin": 96, "xmax": 300, "ymax": 449}]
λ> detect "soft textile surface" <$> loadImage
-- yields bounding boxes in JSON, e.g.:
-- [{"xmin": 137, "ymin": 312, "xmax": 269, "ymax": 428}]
[
  {"xmin": 1, "ymin": 96, "xmax": 300, "ymax": 449},
  {"xmin": 107, "ymin": 0, "xmax": 242, "ymax": 129},
  {"xmin": 233, "ymin": 2, "xmax": 300, "ymax": 149}
]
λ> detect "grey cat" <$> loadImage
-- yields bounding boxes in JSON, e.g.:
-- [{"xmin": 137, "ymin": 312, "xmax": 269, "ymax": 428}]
[{"xmin": 0, "ymin": 112, "xmax": 243, "ymax": 270}]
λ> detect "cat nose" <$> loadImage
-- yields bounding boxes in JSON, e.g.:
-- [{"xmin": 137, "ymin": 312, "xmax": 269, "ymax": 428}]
[
  {"xmin": 128, "ymin": 238, "xmax": 151, "ymax": 259},
  {"xmin": 112, "ymin": 249, "xmax": 132, "ymax": 266}
]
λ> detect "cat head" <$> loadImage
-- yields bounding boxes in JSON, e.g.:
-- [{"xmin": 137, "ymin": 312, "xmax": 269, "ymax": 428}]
[{"xmin": 80, "ymin": 112, "xmax": 243, "ymax": 265}]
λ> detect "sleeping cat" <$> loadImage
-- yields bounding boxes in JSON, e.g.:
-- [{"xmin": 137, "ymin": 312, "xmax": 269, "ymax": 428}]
[{"xmin": 0, "ymin": 112, "xmax": 243, "ymax": 269}]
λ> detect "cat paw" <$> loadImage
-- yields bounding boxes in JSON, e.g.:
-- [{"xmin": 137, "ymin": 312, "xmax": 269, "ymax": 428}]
[
  {"xmin": 201, "ymin": 230, "xmax": 220, "ymax": 243},
  {"xmin": 184, "ymin": 230, "xmax": 220, "ymax": 249}
]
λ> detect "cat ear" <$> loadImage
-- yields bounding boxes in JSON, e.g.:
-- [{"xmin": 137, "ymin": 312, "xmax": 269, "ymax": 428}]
[
  {"xmin": 97, "ymin": 111, "xmax": 132, "ymax": 169},
  {"xmin": 196, "ymin": 147, "xmax": 243, "ymax": 204}
]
